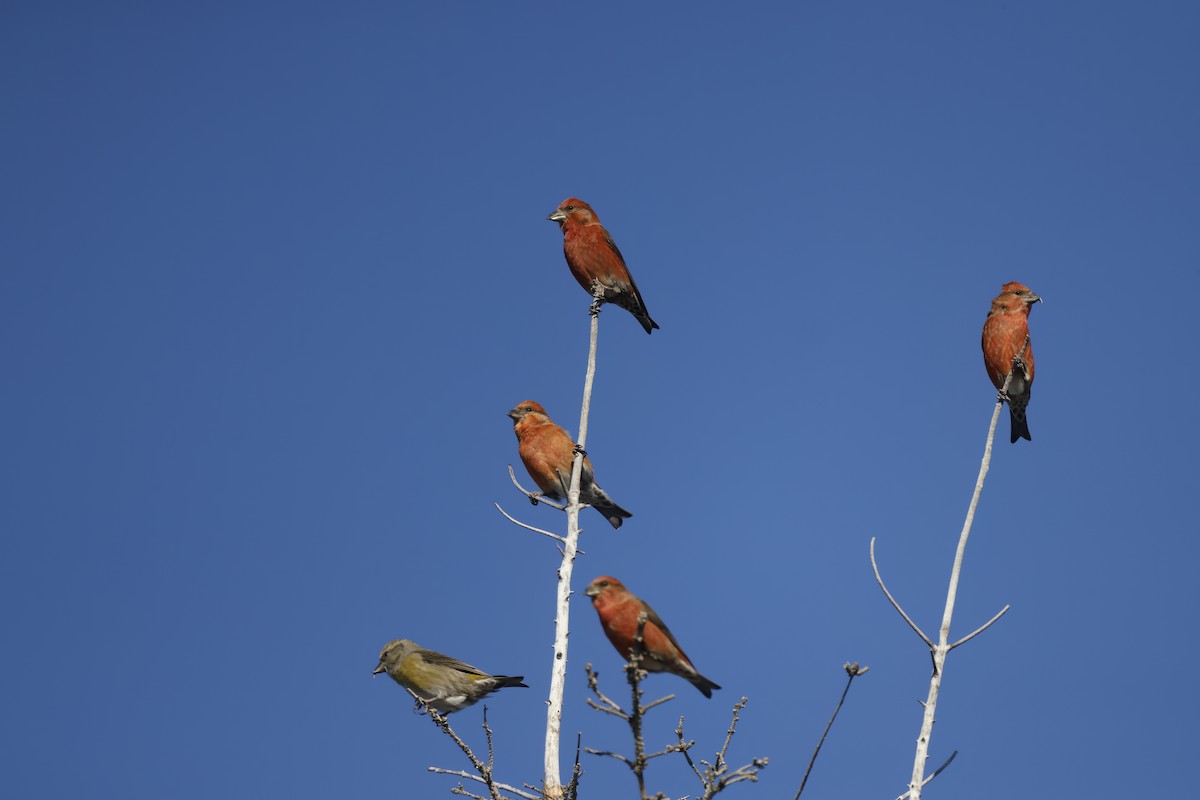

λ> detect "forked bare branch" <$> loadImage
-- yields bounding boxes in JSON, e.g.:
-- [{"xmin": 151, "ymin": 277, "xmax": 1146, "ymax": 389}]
[
  {"xmin": 900, "ymin": 337, "xmax": 1026, "ymax": 800},
  {"xmin": 586, "ymin": 627, "xmax": 765, "ymax": 800},
  {"xmin": 895, "ymin": 751, "xmax": 958, "ymax": 800},
  {"xmin": 426, "ymin": 768, "xmax": 541, "ymax": 800},
  {"xmin": 414, "ymin": 693, "xmax": 505, "ymax": 800}
]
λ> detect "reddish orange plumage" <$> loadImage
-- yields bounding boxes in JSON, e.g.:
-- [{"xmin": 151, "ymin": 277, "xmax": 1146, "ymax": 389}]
[
  {"xmin": 547, "ymin": 198, "xmax": 659, "ymax": 334},
  {"xmin": 585, "ymin": 575, "xmax": 719, "ymax": 697},
  {"xmin": 981, "ymin": 281, "xmax": 1042, "ymax": 443},
  {"xmin": 507, "ymin": 401, "xmax": 631, "ymax": 529}
]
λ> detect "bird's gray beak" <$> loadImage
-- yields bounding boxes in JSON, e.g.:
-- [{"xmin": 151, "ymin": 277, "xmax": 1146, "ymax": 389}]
[
  {"xmin": 547, "ymin": 209, "xmax": 566, "ymax": 222},
  {"xmin": 1027, "ymin": 293, "xmax": 1043, "ymax": 305},
  {"xmin": 372, "ymin": 663, "xmax": 386, "ymax": 676},
  {"xmin": 584, "ymin": 585, "xmax": 599, "ymax": 597},
  {"xmin": 506, "ymin": 407, "xmax": 520, "ymax": 420}
]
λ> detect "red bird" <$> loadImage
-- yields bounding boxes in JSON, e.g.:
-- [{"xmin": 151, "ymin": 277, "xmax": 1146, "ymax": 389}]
[
  {"xmin": 585, "ymin": 575, "xmax": 720, "ymax": 698},
  {"xmin": 981, "ymin": 281, "xmax": 1042, "ymax": 443},
  {"xmin": 548, "ymin": 198, "xmax": 659, "ymax": 334},
  {"xmin": 507, "ymin": 400, "xmax": 631, "ymax": 529}
]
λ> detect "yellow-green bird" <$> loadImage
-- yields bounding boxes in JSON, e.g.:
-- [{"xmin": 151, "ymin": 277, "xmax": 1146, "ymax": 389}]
[{"xmin": 372, "ymin": 639, "xmax": 528, "ymax": 713}]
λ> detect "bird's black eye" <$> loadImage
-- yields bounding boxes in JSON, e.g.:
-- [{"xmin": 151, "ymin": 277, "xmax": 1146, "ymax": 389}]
[{"xmin": 565, "ymin": 205, "xmax": 575, "ymax": 211}]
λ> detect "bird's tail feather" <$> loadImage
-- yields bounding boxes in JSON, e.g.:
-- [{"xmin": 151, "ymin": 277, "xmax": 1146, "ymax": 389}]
[
  {"xmin": 497, "ymin": 675, "xmax": 529, "ymax": 689},
  {"xmin": 689, "ymin": 673, "xmax": 721, "ymax": 698},
  {"xmin": 1009, "ymin": 408, "xmax": 1031, "ymax": 443},
  {"xmin": 594, "ymin": 501, "xmax": 632, "ymax": 529}
]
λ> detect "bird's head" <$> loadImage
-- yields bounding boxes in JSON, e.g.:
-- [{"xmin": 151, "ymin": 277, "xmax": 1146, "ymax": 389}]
[
  {"xmin": 374, "ymin": 639, "xmax": 416, "ymax": 676},
  {"xmin": 547, "ymin": 198, "xmax": 597, "ymax": 228},
  {"xmin": 585, "ymin": 575, "xmax": 625, "ymax": 599},
  {"xmin": 507, "ymin": 400, "xmax": 548, "ymax": 424},
  {"xmin": 991, "ymin": 282, "xmax": 1042, "ymax": 316}
]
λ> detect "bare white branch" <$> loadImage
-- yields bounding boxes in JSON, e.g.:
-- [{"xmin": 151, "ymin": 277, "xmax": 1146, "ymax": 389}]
[
  {"xmin": 493, "ymin": 503, "xmax": 568, "ymax": 544},
  {"xmin": 949, "ymin": 604, "xmax": 1011, "ymax": 650},
  {"xmin": 895, "ymin": 751, "xmax": 958, "ymax": 800},
  {"xmin": 642, "ymin": 694, "xmax": 676, "ymax": 712},
  {"xmin": 507, "ymin": 464, "xmax": 567, "ymax": 511},
  {"xmin": 904, "ymin": 337, "xmax": 1029, "ymax": 800},
  {"xmin": 542, "ymin": 296, "xmax": 603, "ymax": 800},
  {"xmin": 870, "ymin": 538, "xmax": 933, "ymax": 647}
]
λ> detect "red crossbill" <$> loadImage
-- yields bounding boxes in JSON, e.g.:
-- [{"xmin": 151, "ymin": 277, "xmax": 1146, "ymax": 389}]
[
  {"xmin": 585, "ymin": 576, "xmax": 719, "ymax": 697},
  {"xmin": 507, "ymin": 400, "xmax": 631, "ymax": 529},
  {"xmin": 981, "ymin": 281, "xmax": 1042, "ymax": 442},
  {"xmin": 548, "ymin": 198, "xmax": 659, "ymax": 334}
]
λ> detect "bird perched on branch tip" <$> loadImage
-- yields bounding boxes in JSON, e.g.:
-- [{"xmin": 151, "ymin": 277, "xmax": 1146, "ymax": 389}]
[
  {"xmin": 548, "ymin": 197, "xmax": 659, "ymax": 334},
  {"xmin": 585, "ymin": 575, "xmax": 720, "ymax": 697},
  {"xmin": 982, "ymin": 281, "xmax": 1042, "ymax": 443}
]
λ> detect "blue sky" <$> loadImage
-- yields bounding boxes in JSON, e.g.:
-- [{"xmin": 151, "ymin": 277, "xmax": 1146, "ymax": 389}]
[{"xmin": 4, "ymin": 2, "xmax": 1198, "ymax": 798}]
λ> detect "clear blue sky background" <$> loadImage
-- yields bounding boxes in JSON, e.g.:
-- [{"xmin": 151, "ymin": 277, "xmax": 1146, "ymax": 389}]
[{"xmin": 4, "ymin": 2, "xmax": 1198, "ymax": 798}]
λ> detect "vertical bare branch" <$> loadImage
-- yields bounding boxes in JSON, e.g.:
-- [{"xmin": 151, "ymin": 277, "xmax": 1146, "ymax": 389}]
[
  {"xmin": 586, "ymin": 633, "xmax": 766, "ymax": 800},
  {"xmin": 583, "ymin": 616, "xmax": 660, "ymax": 799},
  {"xmin": 543, "ymin": 295, "xmax": 602, "ymax": 799},
  {"xmin": 626, "ymin": 615, "xmax": 652, "ymax": 800},
  {"xmin": 905, "ymin": 337, "xmax": 1026, "ymax": 800}
]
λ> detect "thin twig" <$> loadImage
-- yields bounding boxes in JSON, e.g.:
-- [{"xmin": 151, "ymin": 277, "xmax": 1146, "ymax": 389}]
[
  {"xmin": 696, "ymin": 699, "xmax": 767, "ymax": 800},
  {"xmin": 427, "ymin": 769, "xmax": 541, "ymax": 800},
  {"xmin": 565, "ymin": 733, "xmax": 583, "ymax": 800},
  {"xmin": 584, "ymin": 698, "xmax": 628, "ymax": 719},
  {"xmin": 870, "ymin": 538, "xmax": 934, "ymax": 647},
  {"xmin": 483, "ymin": 708, "xmax": 495, "ymax": 773},
  {"xmin": 507, "ymin": 464, "xmax": 567, "ymax": 511},
  {"xmin": 493, "ymin": 503, "xmax": 568, "ymax": 544},
  {"xmin": 895, "ymin": 751, "xmax": 958, "ymax": 800},
  {"xmin": 717, "ymin": 699, "xmax": 744, "ymax": 763},
  {"xmin": 406, "ymin": 689, "xmax": 504, "ymax": 800},
  {"xmin": 588, "ymin": 637, "xmax": 765, "ymax": 799},
  {"xmin": 644, "ymin": 743, "xmax": 684, "ymax": 760},
  {"xmin": 627, "ymin": 614, "xmax": 652, "ymax": 800},
  {"xmin": 793, "ymin": 663, "xmax": 869, "ymax": 799},
  {"xmin": 642, "ymin": 695, "xmax": 676, "ymax": 712},
  {"xmin": 675, "ymin": 717, "xmax": 703, "ymax": 783},
  {"xmin": 585, "ymin": 664, "xmax": 628, "ymax": 718},
  {"xmin": 583, "ymin": 747, "xmax": 633, "ymax": 765},
  {"xmin": 948, "ymin": 604, "xmax": 1010, "ymax": 650},
  {"xmin": 585, "ymin": 618, "xmax": 685, "ymax": 800}
]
